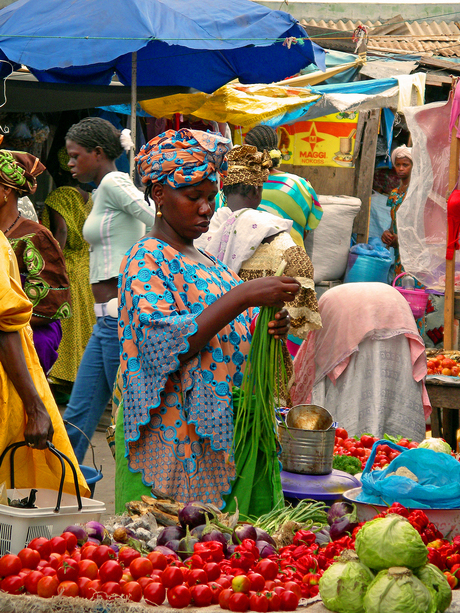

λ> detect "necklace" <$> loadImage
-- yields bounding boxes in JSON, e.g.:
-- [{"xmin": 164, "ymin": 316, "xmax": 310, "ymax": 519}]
[{"xmin": 3, "ymin": 212, "xmax": 21, "ymax": 234}]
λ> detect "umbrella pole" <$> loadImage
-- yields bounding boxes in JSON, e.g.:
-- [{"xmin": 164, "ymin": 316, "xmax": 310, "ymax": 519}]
[
  {"xmin": 130, "ymin": 51, "xmax": 137, "ymax": 179},
  {"xmin": 444, "ymin": 80, "xmax": 460, "ymax": 350}
]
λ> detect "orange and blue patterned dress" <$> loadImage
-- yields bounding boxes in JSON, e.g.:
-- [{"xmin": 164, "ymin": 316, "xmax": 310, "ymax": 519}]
[{"xmin": 116, "ymin": 238, "xmax": 255, "ymax": 511}]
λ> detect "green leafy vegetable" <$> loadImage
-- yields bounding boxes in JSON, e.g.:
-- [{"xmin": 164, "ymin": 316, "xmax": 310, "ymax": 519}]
[
  {"xmin": 319, "ymin": 550, "xmax": 374, "ymax": 613},
  {"xmin": 417, "ymin": 438, "xmax": 452, "ymax": 454},
  {"xmin": 355, "ymin": 514, "xmax": 428, "ymax": 571},
  {"xmin": 332, "ymin": 454, "xmax": 362, "ymax": 475},
  {"xmin": 363, "ymin": 567, "xmax": 436, "ymax": 613},
  {"xmin": 415, "ymin": 563, "xmax": 452, "ymax": 612}
]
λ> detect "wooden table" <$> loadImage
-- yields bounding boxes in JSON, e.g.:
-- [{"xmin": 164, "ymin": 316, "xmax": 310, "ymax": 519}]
[{"xmin": 426, "ymin": 378, "xmax": 460, "ymax": 450}]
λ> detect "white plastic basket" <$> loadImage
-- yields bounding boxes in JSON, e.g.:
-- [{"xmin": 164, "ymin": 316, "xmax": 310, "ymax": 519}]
[
  {"xmin": 0, "ymin": 441, "xmax": 106, "ymax": 555},
  {"xmin": 0, "ymin": 488, "xmax": 106, "ymax": 555}
]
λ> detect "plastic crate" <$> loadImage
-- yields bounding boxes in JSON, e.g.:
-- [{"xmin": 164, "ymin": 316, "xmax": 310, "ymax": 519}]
[{"xmin": 0, "ymin": 488, "xmax": 105, "ymax": 555}]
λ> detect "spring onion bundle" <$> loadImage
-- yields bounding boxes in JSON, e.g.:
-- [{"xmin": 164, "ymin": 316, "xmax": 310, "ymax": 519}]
[{"xmin": 254, "ymin": 498, "xmax": 329, "ymax": 534}]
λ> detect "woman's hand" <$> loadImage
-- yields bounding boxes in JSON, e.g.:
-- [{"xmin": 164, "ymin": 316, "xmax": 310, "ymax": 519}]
[
  {"xmin": 24, "ymin": 400, "xmax": 54, "ymax": 450},
  {"xmin": 244, "ymin": 276, "xmax": 301, "ymax": 309},
  {"xmin": 381, "ymin": 230, "xmax": 397, "ymax": 247},
  {"xmin": 268, "ymin": 308, "xmax": 290, "ymax": 339}
]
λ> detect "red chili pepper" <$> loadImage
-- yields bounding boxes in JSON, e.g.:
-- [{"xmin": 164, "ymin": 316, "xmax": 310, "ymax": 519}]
[
  {"xmin": 427, "ymin": 547, "xmax": 445, "ymax": 571},
  {"xmin": 408, "ymin": 510, "xmax": 430, "ymax": 533},
  {"xmin": 302, "ymin": 572, "xmax": 321, "ymax": 587},
  {"xmin": 292, "ymin": 530, "xmax": 316, "ymax": 547},
  {"xmin": 446, "ymin": 554, "xmax": 460, "ymax": 569},
  {"xmin": 194, "ymin": 542, "xmax": 224, "ymax": 563},
  {"xmin": 236, "ymin": 539, "xmax": 259, "ymax": 559},
  {"xmin": 294, "ymin": 555, "xmax": 318, "ymax": 575},
  {"xmin": 230, "ymin": 551, "xmax": 256, "ymax": 572},
  {"xmin": 444, "ymin": 571, "xmax": 458, "ymax": 589},
  {"xmin": 452, "ymin": 535, "xmax": 460, "ymax": 553}
]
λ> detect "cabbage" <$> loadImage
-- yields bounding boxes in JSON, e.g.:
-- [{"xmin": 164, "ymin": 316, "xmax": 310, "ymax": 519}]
[
  {"xmin": 319, "ymin": 550, "xmax": 374, "ymax": 613},
  {"xmin": 355, "ymin": 514, "xmax": 427, "ymax": 571},
  {"xmin": 363, "ymin": 567, "xmax": 436, "ymax": 613},
  {"xmin": 415, "ymin": 563, "xmax": 452, "ymax": 612},
  {"xmin": 417, "ymin": 438, "xmax": 452, "ymax": 454}
]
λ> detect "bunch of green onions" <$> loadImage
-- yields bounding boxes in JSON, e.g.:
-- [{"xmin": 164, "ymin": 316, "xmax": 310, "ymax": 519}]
[{"xmin": 233, "ymin": 261, "xmax": 288, "ymax": 478}]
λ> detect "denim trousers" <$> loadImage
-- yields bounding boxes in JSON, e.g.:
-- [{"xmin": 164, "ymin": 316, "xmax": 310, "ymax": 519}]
[{"xmin": 63, "ymin": 315, "xmax": 119, "ymax": 464}]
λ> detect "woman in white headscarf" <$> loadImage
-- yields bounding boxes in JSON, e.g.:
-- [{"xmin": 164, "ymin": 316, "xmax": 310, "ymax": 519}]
[{"xmin": 381, "ymin": 145, "xmax": 413, "ymax": 277}]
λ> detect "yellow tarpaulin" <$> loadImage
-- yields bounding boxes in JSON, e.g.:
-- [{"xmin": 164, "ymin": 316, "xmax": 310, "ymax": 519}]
[
  {"xmin": 140, "ymin": 83, "xmax": 320, "ymax": 128},
  {"xmin": 139, "ymin": 55, "xmax": 365, "ymax": 127}
]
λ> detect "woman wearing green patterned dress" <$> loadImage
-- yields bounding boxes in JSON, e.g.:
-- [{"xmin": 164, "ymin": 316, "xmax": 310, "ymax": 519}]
[
  {"xmin": 42, "ymin": 148, "xmax": 95, "ymax": 397},
  {"xmin": 0, "ymin": 149, "xmax": 72, "ymax": 374}
]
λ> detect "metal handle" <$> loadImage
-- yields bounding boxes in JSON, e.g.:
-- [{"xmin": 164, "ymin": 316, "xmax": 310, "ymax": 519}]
[{"xmin": 63, "ymin": 420, "xmax": 101, "ymax": 474}]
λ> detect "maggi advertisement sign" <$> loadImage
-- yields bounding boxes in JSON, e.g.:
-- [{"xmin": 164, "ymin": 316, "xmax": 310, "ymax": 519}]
[{"xmin": 235, "ymin": 111, "xmax": 359, "ymax": 168}]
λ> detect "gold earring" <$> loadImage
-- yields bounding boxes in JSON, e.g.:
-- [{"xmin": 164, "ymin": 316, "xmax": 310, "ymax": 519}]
[
  {"xmin": 156, "ymin": 207, "xmax": 162, "ymax": 218},
  {"xmin": 3, "ymin": 196, "xmax": 7, "ymax": 204}
]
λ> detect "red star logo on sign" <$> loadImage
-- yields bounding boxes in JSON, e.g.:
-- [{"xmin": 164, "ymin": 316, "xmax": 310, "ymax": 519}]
[{"xmin": 301, "ymin": 124, "xmax": 325, "ymax": 152}]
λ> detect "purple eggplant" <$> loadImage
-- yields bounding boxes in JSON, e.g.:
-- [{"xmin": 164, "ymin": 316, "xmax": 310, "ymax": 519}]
[
  {"xmin": 177, "ymin": 526, "xmax": 199, "ymax": 560},
  {"xmin": 64, "ymin": 525, "xmax": 88, "ymax": 546},
  {"xmin": 109, "ymin": 543, "xmax": 120, "ymax": 554},
  {"xmin": 315, "ymin": 526, "xmax": 331, "ymax": 545},
  {"xmin": 165, "ymin": 539, "xmax": 181, "ymax": 553},
  {"xmin": 154, "ymin": 545, "xmax": 180, "ymax": 560},
  {"xmin": 225, "ymin": 543, "xmax": 238, "ymax": 558},
  {"xmin": 178, "ymin": 502, "xmax": 217, "ymax": 528},
  {"xmin": 327, "ymin": 501, "xmax": 355, "ymax": 526},
  {"xmin": 201, "ymin": 529, "xmax": 227, "ymax": 548},
  {"xmin": 190, "ymin": 524, "xmax": 207, "ymax": 540},
  {"xmin": 256, "ymin": 540, "xmax": 277, "ymax": 558},
  {"xmin": 255, "ymin": 528, "xmax": 276, "ymax": 547},
  {"xmin": 329, "ymin": 514, "xmax": 359, "ymax": 541},
  {"xmin": 157, "ymin": 525, "xmax": 185, "ymax": 547},
  {"xmin": 232, "ymin": 523, "xmax": 257, "ymax": 544}
]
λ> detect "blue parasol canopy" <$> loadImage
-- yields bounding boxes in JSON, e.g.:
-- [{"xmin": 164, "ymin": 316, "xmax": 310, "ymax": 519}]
[{"xmin": 0, "ymin": 0, "xmax": 326, "ymax": 93}]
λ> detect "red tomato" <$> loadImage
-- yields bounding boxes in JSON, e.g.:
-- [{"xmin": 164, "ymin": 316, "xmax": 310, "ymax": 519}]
[
  {"xmin": 208, "ymin": 580, "xmax": 224, "ymax": 604},
  {"xmin": 232, "ymin": 574, "xmax": 251, "ymax": 593},
  {"xmin": 118, "ymin": 546, "xmax": 140, "ymax": 569},
  {"xmin": 398, "ymin": 438, "xmax": 410, "ymax": 448},
  {"xmin": 229, "ymin": 592, "xmax": 250, "ymax": 612},
  {"xmin": 49, "ymin": 536, "xmax": 67, "ymax": 555},
  {"xmin": 81, "ymin": 545, "xmax": 97, "ymax": 561},
  {"xmin": 168, "ymin": 584, "xmax": 192, "ymax": 608},
  {"xmin": 147, "ymin": 551, "xmax": 168, "ymax": 570},
  {"xmin": 191, "ymin": 583, "xmax": 213, "ymax": 607},
  {"xmin": 24, "ymin": 570, "xmax": 44, "ymax": 594},
  {"xmin": 389, "ymin": 451, "xmax": 400, "ymax": 461},
  {"xmin": 442, "ymin": 368, "xmax": 452, "ymax": 376},
  {"xmin": 274, "ymin": 586, "xmax": 285, "ymax": 596},
  {"xmin": 84, "ymin": 579, "xmax": 102, "ymax": 599},
  {"xmin": 354, "ymin": 447, "xmax": 366, "ymax": 457},
  {"xmin": 378, "ymin": 444, "xmax": 392, "ymax": 455},
  {"xmin": 70, "ymin": 550, "xmax": 81, "ymax": 563},
  {"xmin": 57, "ymin": 558, "xmax": 79, "ymax": 582},
  {"xmin": 250, "ymin": 592, "xmax": 269, "ymax": 613},
  {"xmin": 360, "ymin": 435, "xmax": 375, "ymax": 448},
  {"xmin": 255, "ymin": 560, "xmax": 278, "ymax": 581},
  {"xmin": 280, "ymin": 590, "xmax": 299, "ymax": 611},
  {"xmin": 144, "ymin": 580, "xmax": 166, "ymax": 604},
  {"xmin": 37, "ymin": 575, "xmax": 59, "ymax": 598},
  {"xmin": 77, "ymin": 576, "xmax": 91, "ymax": 595},
  {"xmin": 335, "ymin": 428, "xmax": 348, "ymax": 440},
  {"xmin": 122, "ymin": 580, "xmax": 142, "ymax": 602},
  {"xmin": 188, "ymin": 568, "xmax": 208, "ymax": 586},
  {"xmin": 216, "ymin": 576, "xmax": 232, "ymax": 589},
  {"xmin": 219, "ymin": 587, "xmax": 233, "ymax": 609},
  {"xmin": 41, "ymin": 566, "xmax": 57, "ymax": 577},
  {"xmin": 162, "ymin": 565, "xmax": 184, "ymax": 588},
  {"xmin": 284, "ymin": 581, "xmax": 302, "ymax": 599},
  {"xmin": 48, "ymin": 553, "xmax": 64, "ymax": 570},
  {"xmin": 408, "ymin": 442, "xmax": 418, "ymax": 449},
  {"xmin": 18, "ymin": 548, "xmax": 40, "ymax": 570},
  {"xmin": 28, "ymin": 537, "xmax": 51, "ymax": 559},
  {"xmin": 452, "ymin": 366, "xmax": 460, "ymax": 377},
  {"xmin": 78, "ymin": 559, "xmax": 98, "ymax": 580},
  {"xmin": 99, "ymin": 560, "xmax": 123, "ymax": 584},
  {"xmin": 0, "ymin": 554, "xmax": 22, "ymax": 577},
  {"xmin": 264, "ymin": 590, "xmax": 281, "ymax": 612},
  {"xmin": 100, "ymin": 581, "xmax": 122, "ymax": 599},
  {"xmin": 1, "ymin": 574, "xmax": 24, "ymax": 595},
  {"xmin": 204, "ymin": 562, "xmax": 220, "ymax": 581},
  {"xmin": 60, "ymin": 532, "xmax": 78, "ymax": 553},
  {"xmin": 91, "ymin": 545, "xmax": 116, "ymax": 567},
  {"xmin": 129, "ymin": 556, "xmax": 153, "ymax": 580},
  {"xmin": 138, "ymin": 575, "xmax": 155, "ymax": 591},
  {"xmin": 248, "ymin": 572, "xmax": 265, "ymax": 592},
  {"xmin": 57, "ymin": 580, "xmax": 79, "ymax": 597}
]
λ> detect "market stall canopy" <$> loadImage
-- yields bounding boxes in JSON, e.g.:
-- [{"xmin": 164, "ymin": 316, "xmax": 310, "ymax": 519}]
[{"xmin": 0, "ymin": 0, "xmax": 326, "ymax": 93}]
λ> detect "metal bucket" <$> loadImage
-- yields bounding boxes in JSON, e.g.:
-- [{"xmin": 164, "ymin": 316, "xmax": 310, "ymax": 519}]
[{"xmin": 280, "ymin": 405, "xmax": 336, "ymax": 475}]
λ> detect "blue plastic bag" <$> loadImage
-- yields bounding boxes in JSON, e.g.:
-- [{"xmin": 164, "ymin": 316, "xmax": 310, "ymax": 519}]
[{"xmin": 357, "ymin": 439, "xmax": 460, "ymax": 509}]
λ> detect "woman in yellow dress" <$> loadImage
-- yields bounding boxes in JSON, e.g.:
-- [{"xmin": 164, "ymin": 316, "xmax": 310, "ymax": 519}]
[{"xmin": 0, "ymin": 231, "xmax": 89, "ymax": 496}]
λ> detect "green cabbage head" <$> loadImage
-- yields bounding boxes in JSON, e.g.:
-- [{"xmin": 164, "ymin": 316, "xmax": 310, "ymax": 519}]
[
  {"xmin": 355, "ymin": 514, "xmax": 427, "ymax": 571},
  {"xmin": 418, "ymin": 438, "xmax": 452, "ymax": 454},
  {"xmin": 363, "ymin": 567, "xmax": 436, "ymax": 613},
  {"xmin": 415, "ymin": 563, "xmax": 452, "ymax": 612},
  {"xmin": 319, "ymin": 550, "xmax": 374, "ymax": 613}
]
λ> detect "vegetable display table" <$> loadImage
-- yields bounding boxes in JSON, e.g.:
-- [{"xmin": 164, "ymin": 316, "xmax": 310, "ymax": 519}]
[{"xmin": 426, "ymin": 377, "xmax": 460, "ymax": 451}]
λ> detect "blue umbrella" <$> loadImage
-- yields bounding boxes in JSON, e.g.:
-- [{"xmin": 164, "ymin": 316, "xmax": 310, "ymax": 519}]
[{"xmin": 0, "ymin": 0, "xmax": 326, "ymax": 92}]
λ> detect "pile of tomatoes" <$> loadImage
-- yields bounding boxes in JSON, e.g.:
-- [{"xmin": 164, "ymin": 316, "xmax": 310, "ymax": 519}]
[
  {"xmin": 427, "ymin": 354, "xmax": 460, "ymax": 377},
  {"xmin": 0, "ymin": 532, "xmax": 303, "ymax": 611},
  {"xmin": 334, "ymin": 428, "xmax": 418, "ymax": 471}
]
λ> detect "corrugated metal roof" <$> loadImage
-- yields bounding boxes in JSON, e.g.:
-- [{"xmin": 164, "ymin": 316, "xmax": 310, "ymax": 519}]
[{"xmin": 301, "ymin": 18, "xmax": 460, "ymax": 57}]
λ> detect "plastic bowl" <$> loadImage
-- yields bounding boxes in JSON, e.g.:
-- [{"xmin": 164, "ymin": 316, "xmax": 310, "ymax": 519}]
[{"xmin": 343, "ymin": 487, "xmax": 460, "ymax": 538}]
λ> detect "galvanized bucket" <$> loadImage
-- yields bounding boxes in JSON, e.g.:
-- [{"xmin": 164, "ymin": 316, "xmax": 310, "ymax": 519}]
[{"xmin": 279, "ymin": 405, "xmax": 336, "ymax": 475}]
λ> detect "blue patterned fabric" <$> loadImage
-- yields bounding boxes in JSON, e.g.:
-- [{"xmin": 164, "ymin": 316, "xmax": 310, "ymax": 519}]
[{"xmin": 118, "ymin": 237, "xmax": 255, "ymax": 506}]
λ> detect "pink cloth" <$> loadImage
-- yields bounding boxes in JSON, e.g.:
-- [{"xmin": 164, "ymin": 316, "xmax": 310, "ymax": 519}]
[
  {"xmin": 292, "ymin": 282, "xmax": 431, "ymax": 420},
  {"xmin": 449, "ymin": 82, "xmax": 460, "ymax": 141}
]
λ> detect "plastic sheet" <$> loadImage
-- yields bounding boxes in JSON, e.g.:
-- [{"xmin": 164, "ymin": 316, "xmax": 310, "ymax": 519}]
[{"xmin": 398, "ymin": 98, "xmax": 459, "ymax": 290}]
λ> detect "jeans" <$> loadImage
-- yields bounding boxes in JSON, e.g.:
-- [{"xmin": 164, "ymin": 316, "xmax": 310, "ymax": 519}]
[{"xmin": 63, "ymin": 316, "xmax": 119, "ymax": 463}]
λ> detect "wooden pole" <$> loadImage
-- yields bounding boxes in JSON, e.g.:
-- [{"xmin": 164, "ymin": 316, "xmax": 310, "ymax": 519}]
[
  {"xmin": 129, "ymin": 52, "xmax": 137, "ymax": 179},
  {"xmin": 443, "ymin": 81, "xmax": 460, "ymax": 349}
]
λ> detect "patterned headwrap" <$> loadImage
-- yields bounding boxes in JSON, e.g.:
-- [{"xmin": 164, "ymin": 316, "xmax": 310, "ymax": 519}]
[
  {"xmin": 135, "ymin": 128, "xmax": 231, "ymax": 188},
  {"xmin": 57, "ymin": 146, "xmax": 71, "ymax": 173},
  {"xmin": 222, "ymin": 145, "xmax": 272, "ymax": 187},
  {"xmin": 0, "ymin": 150, "xmax": 45, "ymax": 195},
  {"xmin": 391, "ymin": 145, "xmax": 412, "ymax": 167}
]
